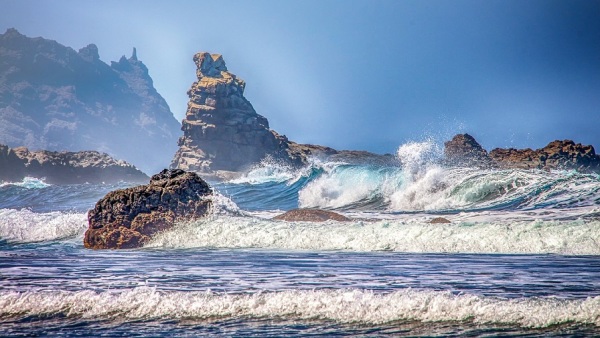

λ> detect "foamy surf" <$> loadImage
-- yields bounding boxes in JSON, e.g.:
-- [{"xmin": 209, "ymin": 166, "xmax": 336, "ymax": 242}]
[
  {"xmin": 147, "ymin": 215, "xmax": 600, "ymax": 255},
  {"xmin": 1, "ymin": 287, "xmax": 599, "ymax": 328},
  {"xmin": 0, "ymin": 209, "xmax": 87, "ymax": 243},
  {"xmin": 0, "ymin": 177, "xmax": 50, "ymax": 189}
]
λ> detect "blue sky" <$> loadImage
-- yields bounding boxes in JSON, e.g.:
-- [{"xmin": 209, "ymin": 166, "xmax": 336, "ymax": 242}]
[{"xmin": 2, "ymin": 0, "xmax": 599, "ymax": 153}]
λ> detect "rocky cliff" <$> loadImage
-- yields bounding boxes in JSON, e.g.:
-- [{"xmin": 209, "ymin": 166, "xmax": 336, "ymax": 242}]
[
  {"xmin": 171, "ymin": 52, "xmax": 391, "ymax": 175},
  {"xmin": 444, "ymin": 134, "xmax": 600, "ymax": 172},
  {"xmin": 170, "ymin": 52, "xmax": 302, "ymax": 173},
  {"xmin": 0, "ymin": 28, "xmax": 181, "ymax": 174},
  {"xmin": 0, "ymin": 143, "xmax": 148, "ymax": 184}
]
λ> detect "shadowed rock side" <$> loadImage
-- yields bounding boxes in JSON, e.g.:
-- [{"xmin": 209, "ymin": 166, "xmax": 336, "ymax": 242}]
[
  {"xmin": 273, "ymin": 209, "xmax": 351, "ymax": 222},
  {"xmin": 444, "ymin": 134, "xmax": 600, "ymax": 172},
  {"xmin": 0, "ymin": 143, "xmax": 148, "ymax": 184},
  {"xmin": 84, "ymin": 169, "xmax": 212, "ymax": 249},
  {"xmin": 0, "ymin": 28, "xmax": 181, "ymax": 174}
]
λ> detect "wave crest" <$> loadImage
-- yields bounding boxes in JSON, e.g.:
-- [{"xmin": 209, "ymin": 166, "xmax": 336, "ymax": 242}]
[
  {"xmin": 147, "ymin": 216, "xmax": 600, "ymax": 255},
  {"xmin": 2, "ymin": 287, "xmax": 599, "ymax": 328},
  {"xmin": 0, "ymin": 209, "xmax": 87, "ymax": 243}
]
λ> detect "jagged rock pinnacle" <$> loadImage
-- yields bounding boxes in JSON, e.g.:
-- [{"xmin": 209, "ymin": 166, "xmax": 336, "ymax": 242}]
[{"xmin": 170, "ymin": 52, "xmax": 296, "ymax": 173}]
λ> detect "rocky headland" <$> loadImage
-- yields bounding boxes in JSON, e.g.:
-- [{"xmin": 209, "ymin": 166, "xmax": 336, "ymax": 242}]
[
  {"xmin": 444, "ymin": 134, "xmax": 600, "ymax": 172},
  {"xmin": 84, "ymin": 169, "xmax": 212, "ymax": 249},
  {"xmin": 0, "ymin": 28, "xmax": 181, "ymax": 174},
  {"xmin": 170, "ymin": 52, "xmax": 392, "ymax": 178},
  {"xmin": 0, "ymin": 143, "xmax": 148, "ymax": 184}
]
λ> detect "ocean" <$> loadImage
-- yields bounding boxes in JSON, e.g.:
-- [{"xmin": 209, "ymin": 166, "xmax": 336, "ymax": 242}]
[{"xmin": 2, "ymin": 141, "xmax": 600, "ymax": 336}]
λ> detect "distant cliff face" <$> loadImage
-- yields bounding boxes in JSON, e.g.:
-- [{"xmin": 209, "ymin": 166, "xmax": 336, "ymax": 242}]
[
  {"xmin": 171, "ymin": 52, "xmax": 299, "ymax": 173},
  {"xmin": 0, "ymin": 28, "xmax": 181, "ymax": 174}
]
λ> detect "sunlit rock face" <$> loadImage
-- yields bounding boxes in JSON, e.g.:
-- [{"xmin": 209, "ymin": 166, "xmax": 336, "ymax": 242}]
[
  {"xmin": 0, "ymin": 28, "xmax": 181, "ymax": 174},
  {"xmin": 171, "ymin": 52, "xmax": 301, "ymax": 173},
  {"xmin": 489, "ymin": 140, "xmax": 600, "ymax": 171}
]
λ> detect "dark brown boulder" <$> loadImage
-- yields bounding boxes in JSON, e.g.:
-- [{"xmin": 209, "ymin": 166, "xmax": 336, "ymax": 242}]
[
  {"xmin": 84, "ymin": 169, "xmax": 212, "ymax": 249},
  {"xmin": 429, "ymin": 217, "xmax": 451, "ymax": 224},
  {"xmin": 273, "ymin": 209, "xmax": 350, "ymax": 222},
  {"xmin": 444, "ymin": 134, "xmax": 491, "ymax": 167}
]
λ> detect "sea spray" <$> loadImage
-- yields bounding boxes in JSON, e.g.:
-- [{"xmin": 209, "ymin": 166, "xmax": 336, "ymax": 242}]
[
  {"xmin": 2, "ymin": 287, "xmax": 599, "ymax": 327},
  {"xmin": 0, "ymin": 209, "xmax": 87, "ymax": 243}
]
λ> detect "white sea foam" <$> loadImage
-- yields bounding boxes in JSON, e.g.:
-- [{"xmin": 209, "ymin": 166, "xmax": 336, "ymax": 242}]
[
  {"xmin": 1, "ymin": 287, "xmax": 599, "ymax": 328},
  {"xmin": 0, "ymin": 177, "xmax": 50, "ymax": 189},
  {"xmin": 0, "ymin": 209, "xmax": 87, "ymax": 243},
  {"xmin": 229, "ymin": 157, "xmax": 311, "ymax": 185},
  {"xmin": 298, "ymin": 164, "xmax": 397, "ymax": 209},
  {"xmin": 147, "ymin": 215, "xmax": 600, "ymax": 255}
]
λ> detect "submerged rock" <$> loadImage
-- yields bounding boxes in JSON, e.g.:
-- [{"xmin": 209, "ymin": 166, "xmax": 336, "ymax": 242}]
[
  {"xmin": 0, "ymin": 143, "xmax": 148, "ymax": 184},
  {"xmin": 429, "ymin": 217, "xmax": 451, "ymax": 224},
  {"xmin": 273, "ymin": 209, "xmax": 350, "ymax": 222},
  {"xmin": 84, "ymin": 169, "xmax": 212, "ymax": 249}
]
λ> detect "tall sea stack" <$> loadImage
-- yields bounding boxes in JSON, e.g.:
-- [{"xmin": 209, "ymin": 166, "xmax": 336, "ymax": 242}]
[{"xmin": 171, "ymin": 53, "xmax": 298, "ymax": 173}]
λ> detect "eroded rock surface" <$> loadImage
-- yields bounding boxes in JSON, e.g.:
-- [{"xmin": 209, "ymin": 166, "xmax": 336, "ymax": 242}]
[
  {"xmin": 171, "ymin": 52, "xmax": 392, "ymax": 175},
  {"xmin": 171, "ymin": 53, "xmax": 301, "ymax": 173},
  {"xmin": 273, "ymin": 209, "xmax": 350, "ymax": 222},
  {"xmin": 84, "ymin": 169, "xmax": 212, "ymax": 249}
]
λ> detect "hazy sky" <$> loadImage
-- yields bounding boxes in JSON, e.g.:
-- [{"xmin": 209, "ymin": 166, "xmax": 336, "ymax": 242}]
[{"xmin": 2, "ymin": 0, "xmax": 599, "ymax": 153}]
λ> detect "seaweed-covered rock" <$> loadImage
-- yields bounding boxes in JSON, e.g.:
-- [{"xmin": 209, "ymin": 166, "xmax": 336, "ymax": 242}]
[{"xmin": 84, "ymin": 169, "xmax": 212, "ymax": 249}]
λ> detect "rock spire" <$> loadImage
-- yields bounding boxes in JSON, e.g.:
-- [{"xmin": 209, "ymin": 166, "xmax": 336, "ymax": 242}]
[{"xmin": 171, "ymin": 52, "xmax": 297, "ymax": 173}]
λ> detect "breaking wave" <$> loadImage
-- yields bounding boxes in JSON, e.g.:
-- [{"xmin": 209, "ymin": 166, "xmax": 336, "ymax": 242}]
[
  {"xmin": 0, "ymin": 209, "xmax": 87, "ymax": 243},
  {"xmin": 147, "ymin": 216, "xmax": 600, "ymax": 255},
  {"xmin": 0, "ymin": 177, "xmax": 50, "ymax": 189},
  {"xmin": 2, "ymin": 287, "xmax": 599, "ymax": 328},
  {"xmin": 218, "ymin": 141, "xmax": 600, "ymax": 212}
]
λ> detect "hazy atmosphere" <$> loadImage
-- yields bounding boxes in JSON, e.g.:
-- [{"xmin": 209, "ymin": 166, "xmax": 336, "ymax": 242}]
[
  {"xmin": 2, "ymin": 0, "xmax": 599, "ymax": 153},
  {"xmin": 4, "ymin": 1, "xmax": 600, "ymax": 336}
]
